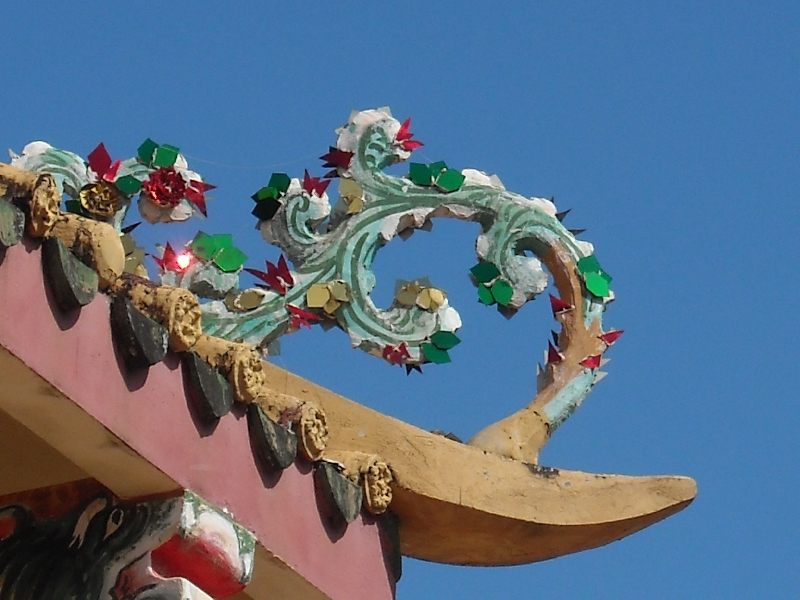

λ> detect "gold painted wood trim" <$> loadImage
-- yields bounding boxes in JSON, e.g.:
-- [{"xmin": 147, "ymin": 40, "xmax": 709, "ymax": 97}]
[{"xmin": 260, "ymin": 361, "xmax": 697, "ymax": 566}]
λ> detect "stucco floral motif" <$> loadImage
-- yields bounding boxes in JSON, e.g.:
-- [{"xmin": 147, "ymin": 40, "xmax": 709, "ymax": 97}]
[
  {"xmin": 297, "ymin": 402, "xmax": 328, "ymax": 461},
  {"xmin": 167, "ymin": 293, "xmax": 203, "ymax": 353},
  {"xmin": 327, "ymin": 451, "xmax": 394, "ymax": 514},
  {"xmin": 362, "ymin": 456, "xmax": 393, "ymax": 514},
  {"xmin": 142, "ymin": 167, "xmax": 187, "ymax": 208},
  {"xmin": 225, "ymin": 344, "xmax": 266, "ymax": 404},
  {"xmin": 125, "ymin": 281, "xmax": 203, "ymax": 352},
  {"xmin": 29, "ymin": 175, "xmax": 61, "ymax": 237},
  {"xmin": 79, "ymin": 181, "xmax": 123, "ymax": 219}
]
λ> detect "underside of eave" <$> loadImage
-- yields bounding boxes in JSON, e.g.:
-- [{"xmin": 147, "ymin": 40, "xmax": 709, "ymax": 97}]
[{"xmin": 0, "ymin": 347, "xmax": 331, "ymax": 600}]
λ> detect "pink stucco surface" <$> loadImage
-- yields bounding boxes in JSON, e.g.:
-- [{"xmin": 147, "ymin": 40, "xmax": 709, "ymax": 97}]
[{"xmin": 0, "ymin": 241, "xmax": 395, "ymax": 600}]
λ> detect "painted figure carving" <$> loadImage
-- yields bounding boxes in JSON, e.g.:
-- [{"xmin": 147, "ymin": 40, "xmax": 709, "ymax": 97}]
[{"xmin": 0, "ymin": 485, "xmax": 254, "ymax": 600}]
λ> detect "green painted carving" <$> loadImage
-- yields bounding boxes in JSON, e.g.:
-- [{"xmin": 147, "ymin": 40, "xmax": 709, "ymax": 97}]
[
  {"xmin": 10, "ymin": 108, "xmax": 620, "ymax": 440},
  {"xmin": 202, "ymin": 109, "xmax": 608, "ymax": 365},
  {"xmin": 202, "ymin": 108, "xmax": 619, "ymax": 440}
]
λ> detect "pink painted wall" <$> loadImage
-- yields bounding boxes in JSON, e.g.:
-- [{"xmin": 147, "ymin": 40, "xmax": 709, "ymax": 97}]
[{"xmin": 0, "ymin": 241, "xmax": 395, "ymax": 600}]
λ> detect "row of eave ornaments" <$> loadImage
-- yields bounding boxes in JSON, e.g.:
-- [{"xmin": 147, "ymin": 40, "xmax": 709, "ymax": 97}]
[{"xmin": 10, "ymin": 112, "xmax": 622, "ymax": 374}]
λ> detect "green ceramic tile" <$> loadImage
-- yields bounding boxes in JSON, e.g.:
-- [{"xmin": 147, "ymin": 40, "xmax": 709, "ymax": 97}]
[
  {"xmin": 470, "ymin": 261, "xmax": 501, "ymax": 283},
  {"xmin": 422, "ymin": 342, "xmax": 451, "ymax": 364},
  {"xmin": 137, "ymin": 139, "xmax": 158, "ymax": 165},
  {"xmin": 477, "ymin": 282, "xmax": 495, "ymax": 305},
  {"xmin": 435, "ymin": 169, "xmax": 465, "ymax": 193},
  {"xmin": 491, "ymin": 279, "xmax": 514, "ymax": 306},
  {"xmin": 584, "ymin": 272, "xmax": 610, "ymax": 297},
  {"xmin": 252, "ymin": 186, "xmax": 279, "ymax": 201},
  {"xmin": 268, "ymin": 173, "xmax": 291, "ymax": 194},
  {"xmin": 115, "ymin": 175, "xmax": 142, "ymax": 195},
  {"xmin": 430, "ymin": 330, "xmax": 461, "ymax": 350},
  {"xmin": 409, "ymin": 163, "xmax": 432, "ymax": 186},
  {"xmin": 152, "ymin": 144, "xmax": 180, "ymax": 168},
  {"xmin": 214, "ymin": 247, "xmax": 247, "ymax": 273},
  {"xmin": 577, "ymin": 255, "xmax": 602, "ymax": 275}
]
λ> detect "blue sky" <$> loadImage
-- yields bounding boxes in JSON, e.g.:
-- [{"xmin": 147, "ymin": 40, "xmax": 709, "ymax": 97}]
[{"xmin": 2, "ymin": 2, "xmax": 797, "ymax": 597}]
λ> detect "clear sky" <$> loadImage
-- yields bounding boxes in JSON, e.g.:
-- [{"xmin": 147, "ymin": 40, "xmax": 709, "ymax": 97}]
[{"xmin": 2, "ymin": 2, "xmax": 797, "ymax": 598}]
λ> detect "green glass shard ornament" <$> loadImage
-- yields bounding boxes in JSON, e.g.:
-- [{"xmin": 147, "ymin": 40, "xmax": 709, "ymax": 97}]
[
  {"xmin": 584, "ymin": 272, "xmax": 610, "ymax": 298},
  {"xmin": 435, "ymin": 169, "xmax": 465, "ymax": 193},
  {"xmin": 65, "ymin": 199, "xmax": 86, "ymax": 216},
  {"xmin": 189, "ymin": 232, "xmax": 243, "ymax": 272},
  {"xmin": 211, "ymin": 233, "xmax": 233, "ymax": 251},
  {"xmin": 577, "ymin": 255, "xmax": 602, "ymax": 275},
  {"xmin": 422, "ymin": 342, "xmax": 451, "ymax": 364},
  {"xmin": 268, "ymin": 173, "xmax": 291, "ymax": 194},
  {"xmin": 115, "ymin": 175, "xmax": 142, "ymax": 195},
  {"xmin": 470, "ymin": 262, "xmax": 501, "ymax": 283},
  {"xmin": 214, "ymin": 247, "xmax": 247, "ymax": 273},
  {"xmin": 490, "ymin": 279, "xmax": 514, "ymax": 306},
  {"xmin": 576, "ymin": 254, "xmax": 612, "ymax": 298},
  {"xmin": 137, "ymin": 139, "xmax": 158, "ymax": 165},
  {"xmin": 190, "ymin": 231, "xmax": 218, "ymax": 261},
  {"xmin": 429, "ymin": 161, "xmax": 448, "ymax": 176},
  {"xmin": 477, "ymin": 283, "xmax": 495, "ymax": 305},
  {"xmin": 430, "ymin": 330, "xmax": 461, "ymax": 351},
  {"xmin": 153, "ymin": 144, "xmax": 180, "ymax": 168},
  {"xmin": 251, "ymin": 199, "xmax": 282, "ymax": 221},
  {"xmin": 409, "ymin": 163, "xmax": 433, "ymax": 186},
  {"xmin": 252, "ymin": 186, "xmax": 279, "ymax": 201}
]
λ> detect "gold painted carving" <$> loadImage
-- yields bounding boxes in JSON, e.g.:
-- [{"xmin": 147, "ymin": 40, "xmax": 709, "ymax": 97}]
[
  {"xmin": 117, "ymin": 279, "xmax": 203, "ymax": 352},
  {"xmin": 29, "ymin": 178, "xmax": 61, "ymax": 237},
  {"xmin": 78, "ymin": 182, "xmax": 124, "ymax": 219},
  {"xmin": 296, "ymin": 402, "xmax": 329, "ymax": 461},
  {"xmin": 255, "ymin": 389, "xmax": 302, "ymax": 421},
  {"xmin": 50, "ymin": 215, "xmax": 125, "ymax": 290},
  {"xmin": 326, "ymin": 451, "xmax": 393, "ymax": 515},
  {"xmin": 192, "ymin": 334, "xmax": 265, "ymax": 402},
  {"xmin": 0, "ymin": 163, "xmax": 60, "ymax": 237},
  {"xmin": 253, "ymin": 391, "xmax": 329, "ymax": 459}
]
